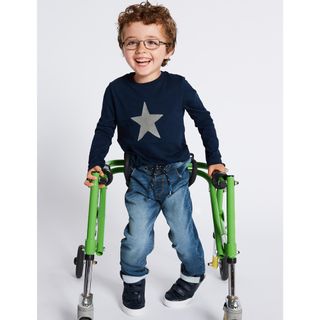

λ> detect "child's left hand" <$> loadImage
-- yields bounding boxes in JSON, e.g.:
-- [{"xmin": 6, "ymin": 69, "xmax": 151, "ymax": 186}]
[{"xmin": 208, "ymin": 163, "xmax": 227, "ymax": 177}]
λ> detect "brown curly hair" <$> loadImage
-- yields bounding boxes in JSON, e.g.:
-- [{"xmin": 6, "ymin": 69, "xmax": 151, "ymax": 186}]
[{"xmin": 117, "ymin": 1, "xmax": 177, "ymax": 66}]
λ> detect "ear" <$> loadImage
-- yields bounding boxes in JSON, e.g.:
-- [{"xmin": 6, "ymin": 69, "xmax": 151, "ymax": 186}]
[{"xmin": 165, "ymin": 48, "xmax": 175, "ymax": 59}]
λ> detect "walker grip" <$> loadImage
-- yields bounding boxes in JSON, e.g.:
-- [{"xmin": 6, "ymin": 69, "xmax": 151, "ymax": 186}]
[
  {"xmin": 99, "ymin": 164, "xmax": 113, "ymax": 186},
  {"xmin": 211, "ymin": 171, "xmax": 228, "ymax": 189}
]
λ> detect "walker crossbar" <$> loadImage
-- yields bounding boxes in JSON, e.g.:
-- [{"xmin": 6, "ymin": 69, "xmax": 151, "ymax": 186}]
[{"xmin": 75, "ymin": 159, "xmax": 242, "ymax": 320}]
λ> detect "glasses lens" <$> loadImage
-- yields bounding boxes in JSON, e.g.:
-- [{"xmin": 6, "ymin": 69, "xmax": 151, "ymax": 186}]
[
  {"xmin": 144, "ymin": 39, "xmax": 160, "ymax": 49},
  {"xmin": 125, "ymin": 39, "xmax": 139, "ymax": 49}
]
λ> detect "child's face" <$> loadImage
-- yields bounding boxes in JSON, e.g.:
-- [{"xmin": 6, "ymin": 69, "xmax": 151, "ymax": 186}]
[{"xmin": 121, "ymin": 21, "xmax": 173, "ymax": 83}]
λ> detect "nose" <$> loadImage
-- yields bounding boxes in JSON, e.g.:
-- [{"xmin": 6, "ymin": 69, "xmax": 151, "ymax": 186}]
[{"xmin": 135, "ymin": 41, "xmax": 146, "ymax": 53}]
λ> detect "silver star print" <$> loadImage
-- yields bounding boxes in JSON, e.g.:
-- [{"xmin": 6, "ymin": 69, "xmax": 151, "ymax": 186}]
[{"xmin": 131, "ymin": 102, "xmax": 163, "ymax": 141}]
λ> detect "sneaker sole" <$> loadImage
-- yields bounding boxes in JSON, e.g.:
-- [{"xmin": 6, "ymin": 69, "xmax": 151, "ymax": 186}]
[
  {"xmin": 121, "ymin": 304, "xmax": 146, "ymax": 316},
  {"xmin": 162, "ymin": 297, "xmax": 193, "ymax": 308}
]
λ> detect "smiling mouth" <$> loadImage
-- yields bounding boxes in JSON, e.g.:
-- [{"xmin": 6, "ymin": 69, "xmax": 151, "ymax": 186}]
[{"xmin": 135, "ymin": 58, "xmax": 151, "ymax": 65}]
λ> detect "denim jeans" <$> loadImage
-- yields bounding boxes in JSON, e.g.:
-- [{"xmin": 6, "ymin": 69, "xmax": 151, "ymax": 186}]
[{"xmin": 120, "ymin": 159, "xmax": 205, "ymax": 284}]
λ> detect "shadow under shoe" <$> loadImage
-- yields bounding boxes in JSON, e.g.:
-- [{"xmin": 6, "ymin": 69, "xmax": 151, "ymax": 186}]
[
  {"xmin": 163, "ymin": 275, "xmax": 205, "ymax": 308},
  {"xmin": 122, "ymin": 279, "xmax": 146, "ymax": 316}
]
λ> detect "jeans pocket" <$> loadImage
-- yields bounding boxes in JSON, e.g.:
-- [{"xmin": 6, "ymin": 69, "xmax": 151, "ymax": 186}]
[
  {"xmin": 171, "ymin": 168, "xmax": 189, "ymax": 195},
  {"xmin": 175, "ymin": 160, "xmax": 191, "ymax": 180},
  {"xmin": 130, "ymin": 168, "xmax": 137, "ymax": 178},
  {"xmin": 127, "ymin": 168, "xmax": 137, "ymax": 189},
  {"xmin": 128, "ymin": 168, "xmax": 152, "ymax": 197},
  {"xmin": 175, "ymin": 167, "xmax": 183, "ymax": 178}
]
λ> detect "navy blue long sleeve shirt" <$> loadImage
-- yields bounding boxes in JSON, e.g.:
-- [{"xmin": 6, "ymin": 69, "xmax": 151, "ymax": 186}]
[{"xmin": 88, "ymin": 71, "xmax": 222, "ymax": 169}]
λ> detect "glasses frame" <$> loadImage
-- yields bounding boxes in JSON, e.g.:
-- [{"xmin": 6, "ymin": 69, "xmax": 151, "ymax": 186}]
[{"xmin": 122, "ymin": 39, "xmax": 170, "ymax": 51}]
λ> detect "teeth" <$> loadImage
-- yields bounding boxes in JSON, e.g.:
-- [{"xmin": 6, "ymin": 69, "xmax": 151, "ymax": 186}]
[{"xmin": 135, "ymin": 59, "xmax": 151, "ymax": 63}]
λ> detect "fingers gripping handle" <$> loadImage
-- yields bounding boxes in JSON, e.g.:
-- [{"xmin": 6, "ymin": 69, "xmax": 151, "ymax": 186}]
[
  {"xmin": 101, "ymin": 164, "xmax": 113, "ymax": 186},
  {"xmin": 91, "ymin": 165, "xmax": 113, "ymax": 186}
]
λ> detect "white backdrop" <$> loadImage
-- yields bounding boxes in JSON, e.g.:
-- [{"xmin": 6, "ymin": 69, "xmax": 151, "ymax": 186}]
[{"xmin": 38, "ymin": 1, "xmax": 282, "ymax": 319}]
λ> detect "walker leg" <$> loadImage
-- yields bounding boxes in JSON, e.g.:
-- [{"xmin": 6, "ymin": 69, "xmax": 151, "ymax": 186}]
[
  {"xmin": 77, "ymin": 255, "xmax": 95, "ymax": 320},
  {"xmin": 223, "ymin": 259, "xmax": 242, "ymax": 320}
]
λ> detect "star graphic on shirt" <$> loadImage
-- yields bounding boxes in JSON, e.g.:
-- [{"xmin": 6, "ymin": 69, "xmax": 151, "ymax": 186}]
[{"xmin": 131, "ymin": 102, "xmax": 163, "ymax": 141}]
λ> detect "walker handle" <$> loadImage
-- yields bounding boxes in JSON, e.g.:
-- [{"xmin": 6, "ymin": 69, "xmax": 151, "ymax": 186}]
[
  {"xmin": 98, "ymin": 164, "xmax": 113, "ymax": 186},
  {"xmin": 211, "ymin": 171, "xmax": 228, "ymax": 189}
]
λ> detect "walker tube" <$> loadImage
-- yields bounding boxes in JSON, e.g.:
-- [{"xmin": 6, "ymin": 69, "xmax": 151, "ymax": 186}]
[
  {"xmin": 96, "ymin": 186, "xmax": 106, "ymax": 256},
  {"xmin": 85, "ymin": 172, "xmax": 99, "ymax": 255},
  {"xmin": 107, "ymin": 159, "xmax": 124, "ymax": 167},
  {"xmin": 209, "ymin": 184, "xmax": 224, "ymax": 257},
  {"xmin": 195, "ymin": 168, "xmax": 225, "ymax": 258},
  {"xmin": 217, "ymin": 188, "xmax": 225, "ymax": 234},
  {"xmin": 217, "ymin": 189, "xmax": 223, "ymax": 216},
  {"xmin": 110, "ymin": 167, "xmax": 125, "ymax": 175},
  {"xmin": 226, "ymin": 176, "xmax": 237, "ymax": 258}
]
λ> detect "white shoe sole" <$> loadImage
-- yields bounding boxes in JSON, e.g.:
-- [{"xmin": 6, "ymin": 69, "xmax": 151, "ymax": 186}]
[
  {"xmin": 121, "ymin": 304, "xmax": 146, "ymax": 316},
  {"xmin": 162, "ymin": 297, "xmax": 193, "ymax": 308}
]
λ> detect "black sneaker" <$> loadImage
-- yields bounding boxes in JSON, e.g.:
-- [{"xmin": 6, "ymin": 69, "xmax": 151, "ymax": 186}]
[
  {"xmin": 163, "ymin": 275, "xmax": 205, "ymax": 308},
  {"xmin": 121, "ymin": 279, "xmax": 146, "ymax": 316}
]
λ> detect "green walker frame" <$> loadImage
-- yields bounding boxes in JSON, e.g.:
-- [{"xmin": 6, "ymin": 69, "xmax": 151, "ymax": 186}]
[{"xmin": 74, "ymin": 159, "xmax": 242, "ymax": 320}]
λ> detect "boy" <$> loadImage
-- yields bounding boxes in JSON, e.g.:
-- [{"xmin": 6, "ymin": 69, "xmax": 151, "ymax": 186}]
[{"xmin": 85, "ymin": 1, "xmax": 226, "ymax": 316}]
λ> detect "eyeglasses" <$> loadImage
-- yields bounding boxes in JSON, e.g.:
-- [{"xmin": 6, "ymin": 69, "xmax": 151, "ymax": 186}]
[{"xmin": 122, "ymin": 39, "xmax": 170, "ymax": 50}]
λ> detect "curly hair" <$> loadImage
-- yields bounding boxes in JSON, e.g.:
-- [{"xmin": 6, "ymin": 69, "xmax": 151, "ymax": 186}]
[{"xmin": 117, "ymin": 1, "xmax": 177, "ymax": 66}]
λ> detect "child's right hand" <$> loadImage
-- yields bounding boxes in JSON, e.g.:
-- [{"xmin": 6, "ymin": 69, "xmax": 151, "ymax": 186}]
[{"xmin": 84, "ymin": 166, "xmax": 105, "ymax": 188}]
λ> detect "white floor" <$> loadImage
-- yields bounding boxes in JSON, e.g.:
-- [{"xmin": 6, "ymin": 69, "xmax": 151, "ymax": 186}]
[{"xmin": 38, "ymin": 175, "xmax": 282, "ymax": 320}]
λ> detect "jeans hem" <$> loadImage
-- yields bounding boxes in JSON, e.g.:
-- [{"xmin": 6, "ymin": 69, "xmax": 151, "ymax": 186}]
[
  {"xmin": 180, "ymin": 272, "xmax": 204, "ymax": 284},
  {"xmin": 121, "ymin": 274, "xmax": 147, "ymax": 284}
]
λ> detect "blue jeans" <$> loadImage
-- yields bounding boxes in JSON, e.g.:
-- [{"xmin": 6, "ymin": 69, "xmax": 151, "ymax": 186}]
[{"xmin": 120, "ymin": 159, "xmax": 205, "ymax": 283}]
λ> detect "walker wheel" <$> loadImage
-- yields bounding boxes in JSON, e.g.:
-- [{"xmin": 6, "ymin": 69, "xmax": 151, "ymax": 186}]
[
  {"xmin": 78, "ymin": 300, "xmax": 94, "ymax": 320},
  {"xmin": 74, "ymin": 245, "xmax": 85, "ymax": 278},
  {"xmin": 219, "ymin": 256, "xmax": 229, "ymax": 280}
]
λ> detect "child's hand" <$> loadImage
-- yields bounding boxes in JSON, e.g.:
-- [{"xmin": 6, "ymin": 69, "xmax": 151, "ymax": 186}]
[
  {"xmin": 84, "ymin": 166, "xmax": 105, "ymax": 188},
  {"xmin": 208, "ymin": 163, "xmax": 227, "ymax": 178}
]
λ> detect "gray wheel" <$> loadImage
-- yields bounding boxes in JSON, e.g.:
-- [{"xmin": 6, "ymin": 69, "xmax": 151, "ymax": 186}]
[{"xmin": 78, "ymin": 301, "xmax": 94, "ymax": 320}]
